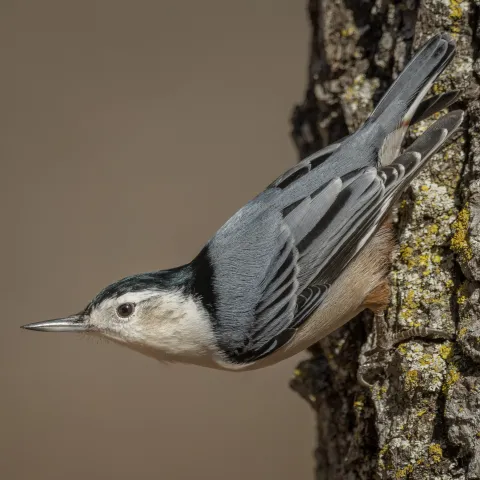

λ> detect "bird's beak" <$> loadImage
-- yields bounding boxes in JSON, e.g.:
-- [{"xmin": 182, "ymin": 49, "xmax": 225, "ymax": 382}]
[{"xmin": 21, "ymin": 314, "xmax": 88, "ymax": 332}]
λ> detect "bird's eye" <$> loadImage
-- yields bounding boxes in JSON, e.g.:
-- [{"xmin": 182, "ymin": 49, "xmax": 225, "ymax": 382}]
[{"xmin": 117, "ymin": 303, "xmax": 135, "ymax": 318}]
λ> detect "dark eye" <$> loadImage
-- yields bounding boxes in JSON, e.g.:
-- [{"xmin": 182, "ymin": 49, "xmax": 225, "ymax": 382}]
[{"xmin": 117, "ymin": 303, "xmax": 135, "ymax": 318}]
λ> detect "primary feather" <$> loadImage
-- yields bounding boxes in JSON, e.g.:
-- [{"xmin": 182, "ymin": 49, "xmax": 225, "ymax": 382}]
[{"xmin": 191, "ymin": 34, "xmax": 463, "ymax": 364}]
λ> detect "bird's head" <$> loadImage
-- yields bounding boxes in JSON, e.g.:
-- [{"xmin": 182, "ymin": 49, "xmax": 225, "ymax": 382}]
[{"xmin": 21, "ymin": 267, "xmax": 219, "ymax": 366}]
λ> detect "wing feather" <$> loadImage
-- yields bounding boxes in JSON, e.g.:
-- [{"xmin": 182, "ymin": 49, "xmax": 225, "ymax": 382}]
[{"xmin": 207, "ymin": 110, "xmax": 463, "ymax": 365}]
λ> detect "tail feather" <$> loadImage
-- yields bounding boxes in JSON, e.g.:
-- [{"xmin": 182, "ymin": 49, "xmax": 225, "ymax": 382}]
[
  {"xmin": 406, "ymin": 109, "xmax": 464, "ymax": 154},
  {"xmin": 382, "ymin": 110, "xmax": 464, "ymax": 202},
  {"xmin": 370, "ymin": 34, "xmax": 455, "ymax": 126},
  {"xmin": 369, "ymin": 33, "xmax": 456, "ymax": 166},
  {"xmin": 410, "ymin": 90, "xmax": 460, "ymax": 124},
  {"xmin": 404, "ymin": 128, "xmax": 448, "ymax": 160},
  {"xmin": 292, "ymin": 88, "xmax": 459, "ymax": 173}
]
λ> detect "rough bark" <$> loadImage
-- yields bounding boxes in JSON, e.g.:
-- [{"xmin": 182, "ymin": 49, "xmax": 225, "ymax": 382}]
[{"xmin": 290, "ymin": 1, "xmax": 480, "ymax": 479}]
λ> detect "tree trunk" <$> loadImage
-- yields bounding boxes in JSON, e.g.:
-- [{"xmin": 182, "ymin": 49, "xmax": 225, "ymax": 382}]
[{"xmin": 289, "ymin": 1, "xmax": 480, "ymax": 479}]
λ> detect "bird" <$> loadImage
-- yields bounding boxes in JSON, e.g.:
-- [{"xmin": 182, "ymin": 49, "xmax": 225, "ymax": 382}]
[{"xmin": 22, "ymin": 33, "xmax": 463, "ymax": 377}]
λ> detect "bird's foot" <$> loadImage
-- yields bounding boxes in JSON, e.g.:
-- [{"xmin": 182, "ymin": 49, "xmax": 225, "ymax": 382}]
[{"xmin": 357, "ymin": 313, "xmax": 455, "ymax": 388}]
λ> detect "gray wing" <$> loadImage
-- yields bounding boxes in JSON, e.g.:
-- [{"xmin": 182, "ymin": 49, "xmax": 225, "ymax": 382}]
[{"xmin": 205, "ymin": 111, "xmax": 462, "ymax": 364}]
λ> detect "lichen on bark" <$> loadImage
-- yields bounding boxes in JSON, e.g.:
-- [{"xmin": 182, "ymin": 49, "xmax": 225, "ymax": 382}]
[{"xmin": 290, "ymin": 1, "xmax": 480, "ymax": 479}]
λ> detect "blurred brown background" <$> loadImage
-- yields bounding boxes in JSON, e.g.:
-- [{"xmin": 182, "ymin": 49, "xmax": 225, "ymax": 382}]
[{"xmin": 1, "ymin": 1, "xmax": 314, "ymax": 479}]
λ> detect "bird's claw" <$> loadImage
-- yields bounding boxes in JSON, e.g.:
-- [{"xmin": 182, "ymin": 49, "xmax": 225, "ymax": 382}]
[{"xmin": 357, "ymin": 360, "xmax": 386, "ymax": 388}]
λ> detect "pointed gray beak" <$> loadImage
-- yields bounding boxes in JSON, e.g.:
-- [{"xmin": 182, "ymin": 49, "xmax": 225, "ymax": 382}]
[{"xmin": 21, "ymin": 314, "xmax": 88, "ymax": 332}]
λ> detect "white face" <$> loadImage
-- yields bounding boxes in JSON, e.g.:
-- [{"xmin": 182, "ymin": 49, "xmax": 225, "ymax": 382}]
[{"xmin": 85, "ymin": 289, "xmax": 218, "ymax": 364}]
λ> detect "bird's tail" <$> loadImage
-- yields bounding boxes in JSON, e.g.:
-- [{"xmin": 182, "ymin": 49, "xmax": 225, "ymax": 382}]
[
  {"xmin": 374, "ymin": 108, "xmax": 463, "ymax": 222},
  {"xmin": 365, "ymin": 33, "xmax": 456, "ymax": 165}
]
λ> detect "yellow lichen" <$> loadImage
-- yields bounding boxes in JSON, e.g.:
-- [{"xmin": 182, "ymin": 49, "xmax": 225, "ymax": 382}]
[
  {"xmin": 401, "ymin": 290, "xmax": 419, "ymax": 320},
  {"xmin": 439, "ymin": 343, "xmax": 453, "ymax": 361},
  {"xmin": 396, "ymin": 464, "xmax": 414, "ymax": 479},
  {"xmin": 420, "ymin": 354, "xmax": 433, "ymax": 366},
  {"xmin": 341, "ymin": 26, "xmax": 356, "ymax": 37},
  {"xmin": 376, "ymin": 385, "xmax": 388, "ymax": 400},
  {"xmin": 379, "ymin": 444, "xmax": 389, "ymax": 457},
  {"xmin": 400, "ymin": 245, "xmax": 414, "ymax": 260},
  {"xmin": 428, "ymin": 443, "xmax": 443, "ymax": 463},
  {"xmin": 458, "ymin": 295, "xmax": 467, "ymax": 305},
  {"xmin": 405, "ymin": 370, "xmax": 419, "ymax": 391},
  {"xmin": 450, "ymin": 25, "xmax": 461, "ymax": 34},
  {"xmin": 417, "ymin": 409, "xmax": 427, "ymax": 417},
  {"xmin": 433, "ymin": 83, "xmax": 446, "ymax": 95},
  {"xmin": 459, "ymin": 327, "xmax": 468, "ymax": 338},
  {"xmin": 449, "ymin": 0, "xmax": 463, "ymax": 21},
  {"xmin": 457, "ymin": 282, "xmax": 469, "ymax": 305},
  {"xmin": 442, "ymin": 365, "xmax": 460, "ymax": 395},
  {"xmin": 451, "ymin": 205, "xmax": 472, "ymax": 262},
  {"xmin": 419, "ymin": 253, "xmax": 429, "ymax": 266},
  {"xmin": 293, "ymin": 369, "xmax": 302, "ymax": 377},
  {"xmin": 354, "ymin": 395, "xmax": 365, "ymax": 410}
]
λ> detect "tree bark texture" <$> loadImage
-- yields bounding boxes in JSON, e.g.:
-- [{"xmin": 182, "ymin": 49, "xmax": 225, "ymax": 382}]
[{"xmin": 290, "ymin": 1, "xmax": 480, "ymax": 479}]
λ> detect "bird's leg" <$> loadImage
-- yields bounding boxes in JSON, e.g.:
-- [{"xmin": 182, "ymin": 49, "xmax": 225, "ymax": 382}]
[
  {"xmin": 357, "ymin": 313, "xmax": 455, "ymax": 388},
  {"xmin": 357, "ymin": 312, "xmax": 391, "ymax": 388},
  {"xmin": 364, "ymin": 311, "xmax": 390, "ymax": 356},
  {"xmin": 365, "ymin": 316, "xmax": 455, "ymax": 357},
  {"xmin": 388, "ymin": 326, "xmax": 454, "ymax": 346},
  {"xmin": 357, "ymin": 278, "xmax": 394, "ymax": 387}
]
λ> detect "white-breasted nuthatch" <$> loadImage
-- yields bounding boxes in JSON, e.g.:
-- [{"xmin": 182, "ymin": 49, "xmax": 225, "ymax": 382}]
[{"xmin": 23, "ymin": 34, "xmax": 463, "ymax": 375}]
